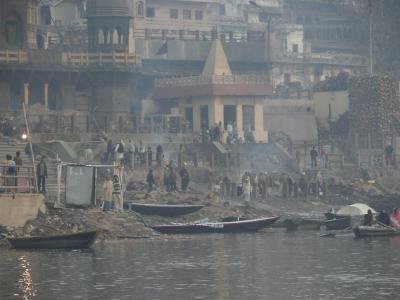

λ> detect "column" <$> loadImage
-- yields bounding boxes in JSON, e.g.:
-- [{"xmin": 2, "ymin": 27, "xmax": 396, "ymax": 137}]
[
  {"xmin": 44, "ymin": 83, "xmax": 49, "ymax": 109},
  {"xmin": 253, "ymin": 102, "xmax": 266, "ymax": 142},
  {"xmin": 236, "ymin": 104, "xmax": 243, "ymax": 138},
  {"xmin": 23, "ymin": 83, "xmax": 29, "ymax": 108},
  {"xmin": 193, "ymin": 104, "xmax": 201, "ymax": 132}
]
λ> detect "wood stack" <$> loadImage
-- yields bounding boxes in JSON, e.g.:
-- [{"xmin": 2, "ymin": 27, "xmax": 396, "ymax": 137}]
[{"xmin": 349, "ymin": 74, "xmax": 399, "ymax": 146}]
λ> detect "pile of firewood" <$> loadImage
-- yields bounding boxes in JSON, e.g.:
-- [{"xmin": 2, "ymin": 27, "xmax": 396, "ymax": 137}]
[{"xmin": 349, "ymin": 75, "xmax": 399, "ymax": 140}]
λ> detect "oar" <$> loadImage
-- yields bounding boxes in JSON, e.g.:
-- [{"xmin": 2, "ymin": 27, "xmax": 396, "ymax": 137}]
[{"xmin": 377, "ymin": 221, "xmax": 397, "ymax": 230}]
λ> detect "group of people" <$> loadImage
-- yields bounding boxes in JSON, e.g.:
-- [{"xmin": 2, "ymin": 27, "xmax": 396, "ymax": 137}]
[
  {"xmin": 102, "ymin": 138, "xmax": 164, "ymax": 169},
  {"xmin": 145, "ymin": 162, "xmax": 190, "ymax": 193},
  {"xmin": 199, "ymin": 121, "xmax": 254, "ymax": 145},
  {"xmin": 1, "ymin": 152, "xmax": 22, "ymax": 191},
  {"xmin": 310, "ymin": 145, "xmax": 328, "ymax": 169},
  {"xmin": 364, "ymin": 208, "xmax": 400, "ymax": 227}
]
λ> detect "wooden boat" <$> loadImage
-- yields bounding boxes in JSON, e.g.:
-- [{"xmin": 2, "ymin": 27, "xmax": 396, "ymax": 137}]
[
  {"xmin": 152, "ymin": 216, "xmax": 280, "ymax": 234},
  {"xmin": 7, "ymin": 230, "xmax": 98, "ymax": 249},
  {"xmin": 354, "ymin": 225, "xmax": 400, "ymax": 238},
  {"xmin": 126, "ymin": 202, "xmax": 204, "ymax": 217},
  {"xmin": 284, "ymin": 218, "xmax": 324, "ymax": 231},
  {"xmin": 323, "ymin": 217, "xmax": 351, "ymax": 230}
]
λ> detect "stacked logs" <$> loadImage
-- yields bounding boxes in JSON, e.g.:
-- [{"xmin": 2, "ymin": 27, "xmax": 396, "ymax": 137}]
[{"xmin": 349, "ymin": 74, "xmax": 400, "ymax": 146}]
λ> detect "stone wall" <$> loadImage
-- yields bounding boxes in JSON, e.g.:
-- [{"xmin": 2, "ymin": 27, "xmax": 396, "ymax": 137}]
[{"xmin": 0, "ymin": 193, "xmax": 47, "ymax": 227}]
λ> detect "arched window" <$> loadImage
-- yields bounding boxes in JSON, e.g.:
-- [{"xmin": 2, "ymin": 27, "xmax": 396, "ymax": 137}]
[
  {"xmin": 137, "ymin": 1, "xmax": 144, "ymax": 17},
  {"xmin": 98, "ymin": 28, "xmax": 104, "ymax": 44},
  {"xmin": 101, "ymin": 26, "xmax": 109, "ymax": 44},
  {"xmin": 115, "ymin": 27, "xmax": 123, "ymax": 44},
  {"xmin": 5, "ymin": 12, "xmax": 22, "ymax": 46}
]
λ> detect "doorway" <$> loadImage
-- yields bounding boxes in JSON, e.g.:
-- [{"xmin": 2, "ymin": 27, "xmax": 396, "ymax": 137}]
[
  {"xmin": 224, "ymin": 105, "xmax": 236, "ymax": 129},
  {"xmin": 200, "ymin": 105, "xmax": 209, "ymax": 129},
  {"xmin": 185, "ymin": 107, "xmax": 193, "ymax": 131}
]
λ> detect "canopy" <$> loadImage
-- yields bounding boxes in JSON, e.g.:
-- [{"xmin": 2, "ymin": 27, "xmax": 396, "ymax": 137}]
[{"xmin": 336, "ymin": 203, "xmax": 376, "ymax": 216}]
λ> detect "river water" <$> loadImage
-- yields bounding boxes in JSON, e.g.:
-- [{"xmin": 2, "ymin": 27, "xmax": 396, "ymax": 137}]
[{"xmin": 1, "ymin": 230, "xmax": 400, "ymax": 300}]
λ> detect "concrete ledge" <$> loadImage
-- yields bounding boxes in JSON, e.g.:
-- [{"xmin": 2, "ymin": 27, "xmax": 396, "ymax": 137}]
[{"xmin": 0, "ymin": 193, "xmax": 47, "ymax": 227}]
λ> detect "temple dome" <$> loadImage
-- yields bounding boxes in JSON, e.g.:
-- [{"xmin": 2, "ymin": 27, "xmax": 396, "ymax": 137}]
[{"xmin": 86, "ymin": 0, "xmax": 133, "ymax": 17}]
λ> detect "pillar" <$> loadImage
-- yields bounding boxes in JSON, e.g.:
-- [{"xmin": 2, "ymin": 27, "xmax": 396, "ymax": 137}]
[
  {"xmin": 44, "ymin": 83, "xmax": 49, "ymax": 108},
  {"xmin": 193, "ymin": 104, "xmax": 201, "ymax": 132},
  {"xmin": 236, "ymin": 104, "xmax": 243, "ymax": 138},
  {"xmin": 23, "ymin": 83, "xmax": 29, "ymax": 108}
]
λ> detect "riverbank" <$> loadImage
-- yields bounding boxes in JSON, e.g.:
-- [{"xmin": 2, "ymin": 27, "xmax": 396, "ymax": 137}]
[{"xmin": 0, "ymin": 190, "xmax": 334, "ymax": 242}]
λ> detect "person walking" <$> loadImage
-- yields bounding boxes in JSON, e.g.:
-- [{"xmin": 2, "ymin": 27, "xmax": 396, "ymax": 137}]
[
  {"xmin": 36, "ymin": 156, "xmax": 47, "ymax": 193},
  {"xmin": 146, "ymin": 169, "xmax": 155, "ymax": 193}
]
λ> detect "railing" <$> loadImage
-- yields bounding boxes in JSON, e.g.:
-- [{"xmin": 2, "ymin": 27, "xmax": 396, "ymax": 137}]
[
  {"xmin": 62, "ymin": 52, "xmax": 141, "ymax": 66},
  {"xmin": 0, "ymin": 49, "xmax": 141, "ymax": 66},
  {"xmin": 273, "ymin": 52, "xmax": 367, "ymax": 67},
  {"xmin": 156, "ymin": 74, "xmax": 270, "ymax": 88},
  {"xmin": 0, "ymin": 165, "xmax": 36, "ymax": 193},
  {"xmin": 0, "ymin": 49, "xmax": 28, "ymax": 64}
]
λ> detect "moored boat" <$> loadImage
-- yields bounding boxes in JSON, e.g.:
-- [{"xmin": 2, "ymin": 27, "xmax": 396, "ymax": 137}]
[
  {"xmin": 126, "ymin": 202, "xmax": 204, "ymax": 216},
  {"xmin": 152, "ymin": 216, "xmax": 280, "ymax": 234},
  {"xmin": 284, "ymin": 218, "xmax": 324, "ymax": 231},
  {"xmin": 7, "ymin": 230, "xmax": 99, "ymax": 249},
  {"xmin": 353, "ymin": 225, "xmax": 400, "ymax": 238},
  {"xmin": 323, "ymin": 217, "xmax": 351, "ymax": 230}
]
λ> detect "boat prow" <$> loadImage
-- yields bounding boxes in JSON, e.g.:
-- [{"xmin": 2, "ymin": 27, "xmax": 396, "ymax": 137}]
[{"xmin": 7, "ymin": 230, "xmax": 99, "ymax": 249}]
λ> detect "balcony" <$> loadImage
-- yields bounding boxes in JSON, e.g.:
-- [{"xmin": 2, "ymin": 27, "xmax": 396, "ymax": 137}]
[
  {"xmin": 0, "ymin": 49, "xmax": 141, "ymax": 70},
  {"xmin": 154, "ymin": 74, "xmax": 273, "ymax": 99}
]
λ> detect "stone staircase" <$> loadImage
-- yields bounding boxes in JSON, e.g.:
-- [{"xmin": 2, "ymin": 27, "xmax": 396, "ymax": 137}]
[{"xmin": 0, "ymin": 139, "xmax": 60, "ymax": 200}]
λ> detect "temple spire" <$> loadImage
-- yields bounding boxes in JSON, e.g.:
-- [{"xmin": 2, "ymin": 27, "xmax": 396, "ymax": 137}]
[{"xmin": 202, "ymin": 38, "xmax": 232, "ymax": 76}]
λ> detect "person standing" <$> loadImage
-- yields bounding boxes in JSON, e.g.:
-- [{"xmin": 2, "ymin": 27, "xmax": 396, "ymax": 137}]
[
  {"xmin": 102, "ymin": 175, "xmax": 113, "ymax": 211},
  {"xmin": 112, "ymin": 174, "xmax": 123, "ymax": 213},
  {"xmin": 179, "ymin": 167, "xmax": 190, "ymax": 192},
  {"xmin": 385, "ymin": 144, "xmax": 394, "ymax": 166},
  {"xmin": 114, "ymin": 140, "xmax": 125, "ymax": 164},
  {"xmin": 156, "ymin": 144, "xmax": 163, "ymax": 166},
  {"xmin": 106, "ymin": 139, "xmax": 113, "ymax": 162},
  {"xmin": 13, "ymin": 151, "xmax": 22, "ymax": 188},
  {"xmin": 127, "ymin": 139, "xmax": 135, "ymax": 169},
  {"xmin": 146, "ymin": 169, "xmax": 155, "ymax": 193},
  {"xmin": 243, "ymin": 178, "xmax": 252, "ymax": 203},
  {"xmin": 36, "ymin": 156, "xmax": 47, "ymax": 193},
  {"xmin": 147, "ymin": 146, "xmax": 153, "ymax": 167},
  {"xmin": 310, "ymin": 146, "xmax": 318, "ymax": 169}
]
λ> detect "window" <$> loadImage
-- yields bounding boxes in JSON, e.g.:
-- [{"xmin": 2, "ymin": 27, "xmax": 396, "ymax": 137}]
[
  {"xmin": 137, "ymin": 1, "xmax": 144, "ymax": 17},
  {"xmin": 259, "ymin": 12, "xmax": 269, "ymax": 23},
  {"xmin": 146, "ymin": 7, "xmax": 155, "ymax": 18},
  {"xmin": 292, "ymin": 44, "xmax": 298, "ymax": 53},
  {"xmin": 183, "ymin": 9, "xmax": 191, "ymax": 19},
  {"xmin": 195, "ymin": 10, "xmax": 203, "ymax": 20},
  {"xmin": 170, "ymin": 8, "xmax": 178, "ymax": 19},
  {"xmin": 5, "ymin": 12, "xmax": 22, "ymax": 46},
  {"xmin": 219, "ymin": 4, "xmax": 226, "ymax": 16}
]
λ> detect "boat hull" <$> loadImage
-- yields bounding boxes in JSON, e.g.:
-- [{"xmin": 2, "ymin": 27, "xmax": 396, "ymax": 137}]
[
  {"xmin": 354, "ymin": 226, "xmax": 400, "ymax": 238},
  {"xmin": 8, "ymin": 231, "xmax": 98, "ymax": 249},
  {"xmin": 285, "ymin": 219, "xmax": 323, "ymax": 231},
  {"xmin": 323, "ymin": 217, "xmax": 351, "ymax": 230},
  {"xmin": 152, "ymin": 216, "xmax": 280, "ymax": 234},
  {"xmin": 127, "ymin": 202, "xmax": 204, "ymax": 216}
]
